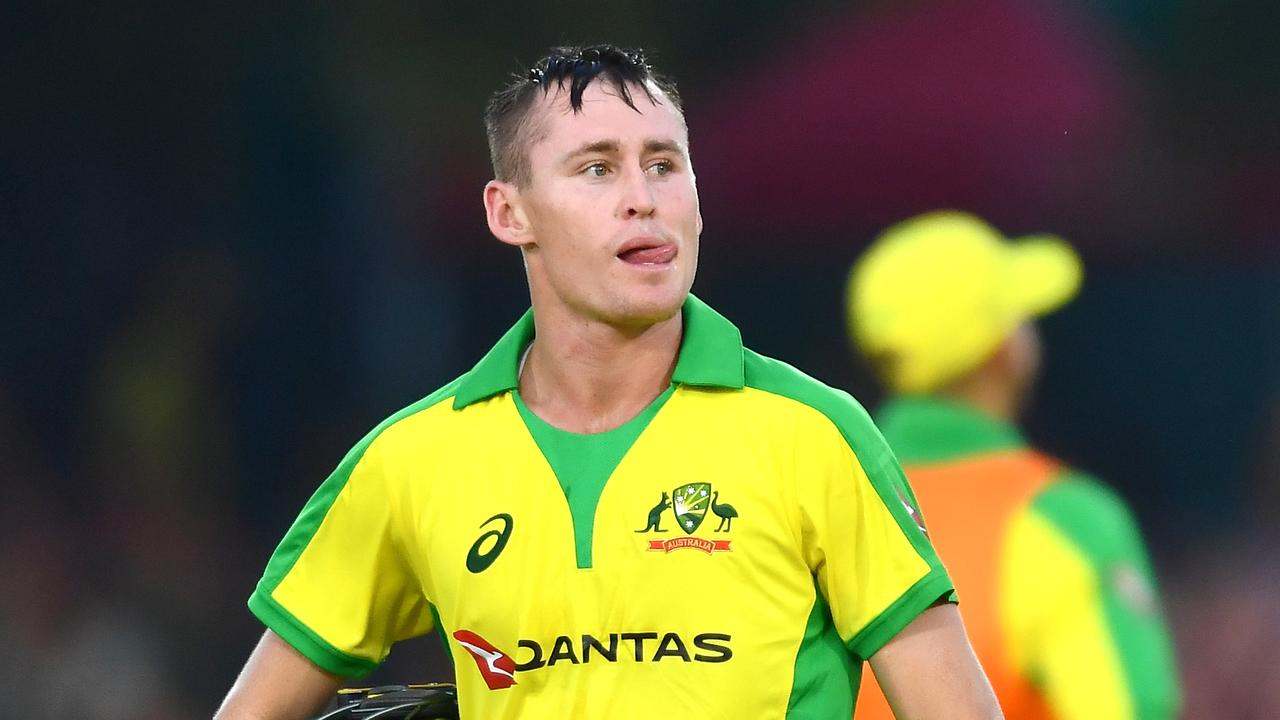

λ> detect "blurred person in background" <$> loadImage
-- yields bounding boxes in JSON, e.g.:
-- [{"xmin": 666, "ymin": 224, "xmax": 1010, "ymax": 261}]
[
  {"xmin": 216, "ymin": 46, "xmax": 1001, "ymax": 720},
  {"xmin": 80, "ymin": 245, "xmax": 254, "ymax": 710},
  {"xmin": 846, "ymin": 211, "xmax": 1181, "ymax": 720},
  {"xmin": 0, "ymin": 387, "xmax": 186, "ymax": 720},
  {"xmin": 1169, "ymin": 393, "xmax": 1280, "ymax": 720}
]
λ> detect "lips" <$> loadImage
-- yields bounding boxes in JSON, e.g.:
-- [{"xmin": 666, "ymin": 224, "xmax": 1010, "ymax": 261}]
[
  {"xmin": 619, "ymin": 245, "xmax": 677, "ymax": 264},
  {"xmin": 617, "ymin": 237, "xmax": 677, "ymax": 265}
]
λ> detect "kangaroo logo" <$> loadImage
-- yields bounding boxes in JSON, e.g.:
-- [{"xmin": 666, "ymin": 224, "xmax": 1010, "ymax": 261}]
[{"xmin": 636, "ymin": 491, "xmax": 671, "ymax": 533}]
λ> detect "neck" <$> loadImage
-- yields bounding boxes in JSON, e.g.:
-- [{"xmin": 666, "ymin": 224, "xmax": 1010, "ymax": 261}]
[
  {"xmin": 940, "ymin": 369, "xmax": 1021, "ymax": 423},
  {"xmin": 519, "ymin": 302, "xmax": 682, "ymax": 434}
]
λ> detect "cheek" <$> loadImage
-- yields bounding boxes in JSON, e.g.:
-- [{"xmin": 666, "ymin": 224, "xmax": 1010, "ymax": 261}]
[
  {"xmin": 535, "ymin": 202, "xmax": 607, "ymax": 270},
  {"xmin": 662, "ymin": 183, "xmax": 701, "ymax": 226},
  {"xmin": 534, "ymin": 195, "xmax": 585, "ymax": 240}
]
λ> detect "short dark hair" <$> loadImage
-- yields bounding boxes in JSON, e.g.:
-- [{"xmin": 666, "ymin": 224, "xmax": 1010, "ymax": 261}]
[{"xmin": 484, "ymin": 44, "xmax": 682, "ymax": 186}]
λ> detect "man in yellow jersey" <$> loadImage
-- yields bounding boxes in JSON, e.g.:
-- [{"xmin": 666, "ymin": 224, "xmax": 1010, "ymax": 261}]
[
  {"xmin": 846, "ymin": 211, "xmax": 1181, "ymax": 720},
  {"xmin": 215, "ymin": 47, "xmax": 1002, "ymax": 720}
]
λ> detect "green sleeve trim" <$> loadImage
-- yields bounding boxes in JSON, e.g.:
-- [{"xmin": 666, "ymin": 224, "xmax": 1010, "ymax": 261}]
[
  {"xmin": 248, "ymin": 586, "xmax": 379, "ymax": 678},
  {"xmin": 742, "ymin": 350, "xmax": 949, "ymax": 573},
  {"xmin": 846, "ymin": 569, "xmax": 956, "ymax": 660},
  {"xmin": 257, "ymin": 377, "xmax": 463, "ymax": 598},
  {"xmin": 1031, "ymin": 471, "xmax": 1182, "ymax": 717}
]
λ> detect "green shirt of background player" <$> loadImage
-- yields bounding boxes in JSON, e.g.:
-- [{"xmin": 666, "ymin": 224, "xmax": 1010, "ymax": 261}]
[
  {"xmin": 846, "ymin": 211, "xmax": 1182, "ymax": 720},
  {"xmin": 215, "ymin": 47, "xmax": 1004, "ymax": 720}
]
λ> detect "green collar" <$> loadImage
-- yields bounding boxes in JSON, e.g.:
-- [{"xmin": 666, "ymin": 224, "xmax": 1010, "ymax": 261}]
[
  {"xmin": 876, "ymin": 395, "xmax": 1027, "ymax": 464},
  {"xmin": 452, "ymin": 293, "xmax": 745, "ymax": 410}
]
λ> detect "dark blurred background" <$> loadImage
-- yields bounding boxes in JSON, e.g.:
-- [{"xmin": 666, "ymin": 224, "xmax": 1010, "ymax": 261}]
[{"xmin": 3, "ymin": 1, "xmax": 1278, "ymax": 717}]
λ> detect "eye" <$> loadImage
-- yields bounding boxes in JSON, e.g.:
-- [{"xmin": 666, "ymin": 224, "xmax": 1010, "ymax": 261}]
[
  {"xmin": 584, "ymin": 163, "xmax": 608, "ymax": 177},
  {"xmin": 649, "ymin": 160, "xmax": 674, "ymax": 176}
]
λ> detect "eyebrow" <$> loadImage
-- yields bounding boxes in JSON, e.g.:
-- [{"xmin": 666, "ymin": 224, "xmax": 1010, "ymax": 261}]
[
  {"xmin": 642, "ymin": 138, "xmax": 684, "ymax": 156},
  {"xmin": 561, "ymin": 140, "xmax": 620, "ymax": 164},
  {"xmin": 560, "ymin": 138, "xmax": 686, "ymax": 165}
]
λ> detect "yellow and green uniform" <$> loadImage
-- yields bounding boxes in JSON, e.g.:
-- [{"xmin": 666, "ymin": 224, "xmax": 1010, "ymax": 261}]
[
  {"xmin": 855, "ymin": 396, "xmax": 1180, "ymax": 720},
  {"xmin": 249, "ymin": 296, "xmax": 953, "ymax": 719}
]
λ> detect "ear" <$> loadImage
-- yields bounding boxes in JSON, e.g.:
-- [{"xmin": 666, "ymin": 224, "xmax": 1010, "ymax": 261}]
[
  {"xmin": 985, "ymin": 335, "xmax": 1017, "ymax": 375},
  {"xmin": 986, "ymin": 324, "xmax": 1040, "ymax": 381},
  {"xmin": 691, "ymin": 176, "xmax": 704, "ymax": 235},
  {"xmin": 484, "ymin": 180, "xmax": 534, "ymax": 248}
]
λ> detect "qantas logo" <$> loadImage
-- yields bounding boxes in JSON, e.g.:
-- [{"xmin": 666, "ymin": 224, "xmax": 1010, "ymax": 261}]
[
  {"xmin": 452, "ymin": 629, "xmax": 733, "ymax": 691},
  {"xmin": 453, "ymin": 630, "xmax": 517, "ymax": 690}
]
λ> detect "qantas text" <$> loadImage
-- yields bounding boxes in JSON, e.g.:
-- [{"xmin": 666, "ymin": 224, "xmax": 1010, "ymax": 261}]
[{"xmin": 513, "ymin": 632, "xmax": 732, "ymax": 671}]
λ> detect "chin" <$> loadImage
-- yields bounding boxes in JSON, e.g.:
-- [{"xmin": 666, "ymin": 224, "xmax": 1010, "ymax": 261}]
[{"xmin": 609, "ymin": 286, "xmax": 687, "ymax": 327}]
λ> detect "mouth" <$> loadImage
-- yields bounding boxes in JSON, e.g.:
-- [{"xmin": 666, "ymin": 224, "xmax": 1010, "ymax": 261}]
[{"xmin": 617, "ymin": 237, "xmax": 678, "ymax": 266}]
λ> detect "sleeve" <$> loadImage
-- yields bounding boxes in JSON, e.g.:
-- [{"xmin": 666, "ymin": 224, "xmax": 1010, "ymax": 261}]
[
  {"xmin": 797, "ymin": 397, "xmax": 955, "ymax": 661},
  {"xmin": 247, "ymin": 427, "xmax": 433, "ymax": 678},
  {"xmin": 1003, "ymin": 472, "xmax": 1182, "ymax": 720}
]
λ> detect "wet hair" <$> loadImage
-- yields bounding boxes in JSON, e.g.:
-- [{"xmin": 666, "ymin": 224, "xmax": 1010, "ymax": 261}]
[{"xmin": 484, "ymin": 44, "xmax": 682, "ymax": 186}]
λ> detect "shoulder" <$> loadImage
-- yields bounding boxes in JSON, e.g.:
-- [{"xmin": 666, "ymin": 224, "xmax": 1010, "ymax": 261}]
[
  {"xmin": 741, "ymin": 348, "xmax": 890, "ymax": 461},
  {"xmin": 1026, "ymin": 469, "xmax": 1146, "ymax": 563},
  {"xmin": 347, "ymin": 374, "xmax": 468, "ymax": 465}
]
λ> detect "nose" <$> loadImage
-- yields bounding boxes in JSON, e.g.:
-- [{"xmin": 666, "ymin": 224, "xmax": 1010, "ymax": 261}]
[{"xmin": 619, "ymin": 164, "xmax": 656, "ymax": 219}]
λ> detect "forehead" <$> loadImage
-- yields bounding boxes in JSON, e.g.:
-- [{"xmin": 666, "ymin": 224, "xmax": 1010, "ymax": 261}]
[{"xmin": 526, "ymin": 80, "xmax": 688, "ymax": 155}]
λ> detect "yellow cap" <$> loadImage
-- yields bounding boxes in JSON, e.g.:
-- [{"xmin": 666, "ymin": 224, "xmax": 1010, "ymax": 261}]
[{"xmin": 846, "ymin": 210, "xmax": 1082, "ymax": 393}]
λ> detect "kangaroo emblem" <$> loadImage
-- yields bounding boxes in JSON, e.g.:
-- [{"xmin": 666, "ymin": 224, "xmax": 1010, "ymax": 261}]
[{"xmin": 636, "ymin": 491, "xmax": 671, "ymax": 533}]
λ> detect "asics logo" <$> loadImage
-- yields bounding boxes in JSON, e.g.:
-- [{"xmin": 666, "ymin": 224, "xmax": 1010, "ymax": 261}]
[{"xmin": 466, "ymin": 513, "xmax": 513, "ymax": 573}]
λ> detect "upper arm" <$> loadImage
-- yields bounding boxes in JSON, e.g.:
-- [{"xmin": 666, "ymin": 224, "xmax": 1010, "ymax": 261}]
[
  {"xmin": 795, "ymin": 395, "xmax": 954, "ymax": 659},
  {"xmin": 214, "ymin": 630, "xmax": 343, "ymax": 720},
  {"xmin": 1004, "ymin": 474, "xmax": 1181, "ymax": 720},
  {"xmin": 249, "ymin": 430, "xmax": 433, "ymax": 677},
  {"xmin": 868, "ymin": 603, "xmax": 1002, "ymax": 720}
]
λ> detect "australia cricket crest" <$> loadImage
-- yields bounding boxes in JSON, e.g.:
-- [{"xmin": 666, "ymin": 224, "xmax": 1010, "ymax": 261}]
[
  {"xmin": 672, "ymin": 482, "xmax": 711, "ymax": 533},
  {"xmin": 637, "ymin": 482, "xmax": 734, "ymax": 554}
]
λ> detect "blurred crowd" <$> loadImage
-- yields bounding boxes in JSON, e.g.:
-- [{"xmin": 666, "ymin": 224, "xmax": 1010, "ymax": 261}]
[{"xmin": 4, "ymin": 0, "xmax": 1278, "ymax": 717}]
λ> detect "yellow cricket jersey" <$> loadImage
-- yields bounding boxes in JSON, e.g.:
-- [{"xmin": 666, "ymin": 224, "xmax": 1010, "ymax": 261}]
[{"xmin": 248, "ymin": 296, "xmax": 954, "ymax": 719}]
